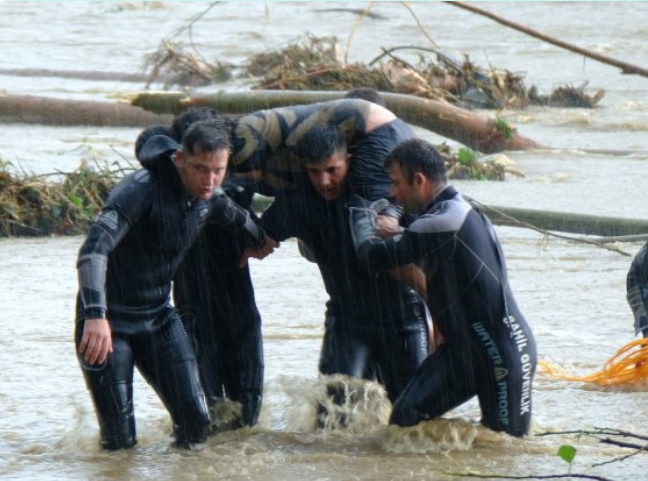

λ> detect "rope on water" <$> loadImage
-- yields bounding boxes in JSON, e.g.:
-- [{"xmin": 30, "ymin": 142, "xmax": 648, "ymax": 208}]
[{"xmin": 540, "ymin": 339, "xmax": 648, "ymax": 387}]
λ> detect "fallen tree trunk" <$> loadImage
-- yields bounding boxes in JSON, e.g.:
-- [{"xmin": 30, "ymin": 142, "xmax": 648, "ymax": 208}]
[
  {"xmin": 251, "ymin": 196, "xmax": 648, "ymax": 238},
  {"xmin": 481, "ymin": 205, "xmax": 648, "ymax": 237},
  {"xmin": 132, "ymin": 90, "xmax": 543, "ymax": 153},
  {"xmin": 0, "ymin": 68, "xmax": 150, "ymax": 83},
  {"xmin": 0, "ymin": 94, "xmax": 172, "ymax": 127},
  {"xmin": 448, "ymin": 1, "xmax": 648, "ymax": 79}
]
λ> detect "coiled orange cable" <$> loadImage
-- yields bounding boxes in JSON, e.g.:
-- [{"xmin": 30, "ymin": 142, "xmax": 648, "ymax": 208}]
[{"xmin": 540, "ymin": 339, "xmax": 648, "ymax": 387}]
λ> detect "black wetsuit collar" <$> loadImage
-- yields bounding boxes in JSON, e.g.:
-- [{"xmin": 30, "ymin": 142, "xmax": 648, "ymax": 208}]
[{"xmin": 424, "ymin": 184, "xmax": 458, "ymax": 212}]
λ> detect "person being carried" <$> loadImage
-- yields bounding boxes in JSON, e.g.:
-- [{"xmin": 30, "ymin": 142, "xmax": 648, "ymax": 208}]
[
  {"xmin": 343, "ymin": 87, "xmax": 387, "ymax": 107},
  {"xmin": 258, "ymin": 124, "xmax": 430, "ymax": 406},
  {"xmin": 231, "ymin": 97, "xmax": 411, "ymax": 205},
  {"xmin": 627, "ymin": 239, "xmax": 648, "ymax": 338},
  {"xmin": 75, "ymin": 121, "xmax": 275, "ymax": 450},
  {"xmin": 348, "ymin": 138, "xmax": 536, "ymax": 437}
]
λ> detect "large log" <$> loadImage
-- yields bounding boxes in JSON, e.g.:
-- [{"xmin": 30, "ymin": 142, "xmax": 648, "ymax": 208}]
[
  {"xmin": 481, "ymin": 205, "xmax": 648, "ymax": 238},
  {"xmin": 132, "ymin": 90, "xmax": 543, "ymax": 153},
  {"xmin": 0, "ymin": 68, "xmax": 150, "ymax": 83},
  {"xmin": 252, "ymin": 195, "xmax": 648, "ymax": 238},
  {"xmin": 0, "ymin": 94, "xmax": 172, "ymax": 127}
]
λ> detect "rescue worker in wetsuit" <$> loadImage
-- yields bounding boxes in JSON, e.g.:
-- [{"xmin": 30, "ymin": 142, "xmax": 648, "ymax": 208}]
[
  {"xmin": 627, "ymin": 239, "xmax": 648, "ymax": 338},
  {"xmin": 167, "ymin": 108, "xmax": 265, "ymax": 429},
  {"xmin": 349, "ymin": 138, "xmax": 537, "ymax": 437},
  {"xmin": 259, "ymin": 124, "xmax": 430, "ymax": 404},
  {"xmin": 75, "ymin": 121, "xmax": 275, "ymax": 450},
  {"xmin": 295, "ymin": 90, "xmax": 388, "ymax": 264}
]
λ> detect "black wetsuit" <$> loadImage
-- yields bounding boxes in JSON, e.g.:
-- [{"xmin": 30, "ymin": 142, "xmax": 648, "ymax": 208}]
[
  {"xmin": 173, "ymin": 192, "xmax": 264, "ymax": 426},
  {"xmin": 232, "ymin": 98, "xmax": 413, "ymax": 201},
  {"xmin": 351, "ymin": 185, "xmax": 536, "ymax": 436},
  {"xmin": 627, "ymin": 240, "xmax": 648, "ymax": 337},
  {"xmin": 260, "ymin": 183, "xmax": 429, "ymax": 403},
  {"xmin": 75, "ymin": 136, "xmax": 267, "ymax": 449}
]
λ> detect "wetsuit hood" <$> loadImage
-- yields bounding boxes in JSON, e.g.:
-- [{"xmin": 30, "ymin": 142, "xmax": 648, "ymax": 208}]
[
  {"xmin": 138, "ymin": 134, "xmax": 179, "ymax": 171},
  {"xmin": 136, "ymin": 134, "xmax": 187, "ymax": 194}
]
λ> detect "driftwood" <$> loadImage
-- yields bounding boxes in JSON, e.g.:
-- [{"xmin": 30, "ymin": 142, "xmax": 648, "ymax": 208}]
[
  {"xmin": 0, "ymin": 68, "xmax": 150, "ymax": 83},
  {"xmin": 448, "ymin": 2, "xmax": 648, "ymax": 79},
  {"xmin": 132, "ymin": 90, "xmax": 543, "ymax": 154},
  {"xmin": 0, "ymin": 94, "xmax": 172, "ymax": 127},
  {"xmin": 251, "ymin": 196, "xmax": 648, "ymax": 241},
  {"xmin": 482, "ymin": 205, "xmax": 648, "ymax": 238}
]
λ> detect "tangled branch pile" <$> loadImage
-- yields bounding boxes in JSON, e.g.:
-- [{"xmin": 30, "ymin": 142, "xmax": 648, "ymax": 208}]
[
  {"xmin": 0, "ymin": 160, "xmax": 121, "ymax": 237},
  {"xmin": 143, "ymin": 33, "xmax": 604, "ymax": 109}
]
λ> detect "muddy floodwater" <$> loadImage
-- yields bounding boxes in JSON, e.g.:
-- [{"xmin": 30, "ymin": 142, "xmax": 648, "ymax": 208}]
[{"xmin": 1, "ymin": 2, "xmax": 648, "ymax": 480}]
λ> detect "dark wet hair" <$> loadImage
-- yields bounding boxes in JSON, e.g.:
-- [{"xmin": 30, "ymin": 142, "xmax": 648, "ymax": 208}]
[
  {"xmin": 295, "ymin": 123, "xmax": 347, "ymax": 164},
  {"xmin": 171, "ymin": 106, "xmax": 236, "ymax": 143},
  {"xmin": 385, "ymin": 138, "xmax": 447, "ymax": 184},
  {"xmin": 344, "ymin": 87, "xmax": 386, "ymax": 107},
  {"xmin": 134, "ymin": 124, "xmax": 172, "ymax": 160},
  {"xmin": 181, "ymin": 120, "xmax": 231, "ymax": 156}
]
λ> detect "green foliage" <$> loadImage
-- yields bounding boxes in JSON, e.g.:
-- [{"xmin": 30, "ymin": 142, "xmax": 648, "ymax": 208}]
[
  {"xmin": 494, "ymin": 117, "xmax": 516, "ymax": 140},
  {"xmin": 457, "ymin": 147, "xmax": 478, "ymax": 166},
  {"xmin": 557, "ymin": 443, "xmax": 577, "ymax": 465}
]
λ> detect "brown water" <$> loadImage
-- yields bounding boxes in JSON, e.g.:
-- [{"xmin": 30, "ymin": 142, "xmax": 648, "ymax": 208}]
[{"xmin": 1, "ymin": 2, "xmax": 648, "ymax": 480}]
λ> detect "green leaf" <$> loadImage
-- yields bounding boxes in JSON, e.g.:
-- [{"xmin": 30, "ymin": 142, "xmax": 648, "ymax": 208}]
[
  {"xmin": 494, "ymin": 117, "xmax": 515, "ymax": 140},
  {"xmin": 458, "ymin": 147, "xmax": 477, "ymax": 165},
  {"xmin": 68, "ymin": 192, "xmax": 82, "ymax": 207},
  {"xmin": 557, "ymin": 444, "xmax": 577, "ymax": 464}
]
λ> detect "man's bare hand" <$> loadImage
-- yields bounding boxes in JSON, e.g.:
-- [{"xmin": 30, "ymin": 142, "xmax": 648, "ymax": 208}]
[
  {"xmin": 79, "ymin": 318, "xmax": 113, "ymax": 365},
  {"xmin": 239, "ymin": 237, "xmax": 279, "ymax": 267},
  {"xmin": 377, "ymin": 215, "xmax": 400, "ymax": 239}
]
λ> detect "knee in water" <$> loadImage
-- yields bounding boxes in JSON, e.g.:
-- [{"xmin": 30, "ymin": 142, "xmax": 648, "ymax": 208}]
[{"xmin": 389, "ymin": 404, "xmax": 422, "ymax": 427}]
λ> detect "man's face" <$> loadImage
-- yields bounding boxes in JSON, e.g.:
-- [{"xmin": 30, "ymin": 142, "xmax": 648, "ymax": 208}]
[
  {"xmin": 175, "ymin": 148, "xmax": 229, "ymax": 200},
  {"xmin": 389, "ymin": 163, "xmax": 424, "ymax": 214},
  {"xmin": 306, "ymin": 151, "xmax": 350, "ymax": 201}
]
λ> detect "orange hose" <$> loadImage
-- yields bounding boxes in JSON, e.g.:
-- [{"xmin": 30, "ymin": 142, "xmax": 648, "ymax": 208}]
[{"xmin": 539, "ymin": 339, "xmax": 648, "ymax": 387}]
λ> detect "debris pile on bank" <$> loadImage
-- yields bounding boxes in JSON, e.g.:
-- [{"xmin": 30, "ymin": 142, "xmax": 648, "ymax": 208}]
[{"xmin": 0, "ymin": 160, "xmax": 117, "ymax": 237}]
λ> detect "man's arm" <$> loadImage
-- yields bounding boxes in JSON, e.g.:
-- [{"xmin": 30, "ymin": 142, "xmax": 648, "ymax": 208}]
[
  {"xmin": 209, "ymin": 189, "xmax": 270, "ymax": 250},
  {"xmin": 77, "ymin": 208, "xmax": 133, "ymax": 364},
  {"xmin": 349, "ymin": 206, "xmax": 424, "ymax": 271},
  {"xmin": 77, "ymin": 176, "xmax": 151, "ymax": 364}
]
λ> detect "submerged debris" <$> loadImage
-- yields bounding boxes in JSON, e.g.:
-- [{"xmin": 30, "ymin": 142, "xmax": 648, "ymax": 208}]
[
  {"xmin": 439, "ymin": 144, "xmax": 525, "ymax": 181},
  {"xmin": 528, "ymin": 83, "xmax": 605, "ymax": 108}
]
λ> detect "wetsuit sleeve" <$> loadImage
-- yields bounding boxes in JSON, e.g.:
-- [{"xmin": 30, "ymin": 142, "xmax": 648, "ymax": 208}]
[
  {"xmin": 208, "ymin": 189, "xmax": 268, "ymax": 249},
  {"xmin": 349, "ymin": 207, "xmax": 432, "ymax": 271},
  {"xmin": 76, "ymin": 173, "xmax": 152, "ymax": 319},
  {"xmin": 258, "ymin": 195, "xmax": 298, "ymax": 243}
]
